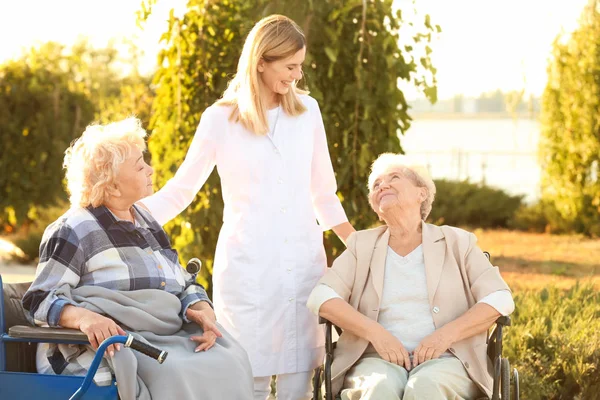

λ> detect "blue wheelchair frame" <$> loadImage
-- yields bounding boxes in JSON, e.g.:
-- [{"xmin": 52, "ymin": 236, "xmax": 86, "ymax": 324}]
[{"xmin": 0, "ymin": 275, "xmax": 166, "ymax": 400}]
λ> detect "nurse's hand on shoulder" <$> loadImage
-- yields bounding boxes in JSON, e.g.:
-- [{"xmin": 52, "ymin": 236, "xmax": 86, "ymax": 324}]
[{"xmin": 332, "ymin": 222, "xmax": 356, "ymax": 246}]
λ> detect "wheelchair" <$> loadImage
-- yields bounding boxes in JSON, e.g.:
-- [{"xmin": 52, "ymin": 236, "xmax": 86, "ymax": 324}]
[
  {"xmin": 0, "ymin": 275, "xmax": 167, "ymax": 400},
  {"xmin": 311, "ymin": 252, "xmax": 520, "ymax": 400}
]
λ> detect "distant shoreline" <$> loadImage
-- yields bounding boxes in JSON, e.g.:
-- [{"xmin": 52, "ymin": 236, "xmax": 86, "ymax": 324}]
[{"xmin": 409, "ymin": 112, "xmax": 541, "ymax": 121}]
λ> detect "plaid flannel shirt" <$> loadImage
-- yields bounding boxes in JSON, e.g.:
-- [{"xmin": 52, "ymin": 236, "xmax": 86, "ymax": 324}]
[{"xmin": 22, "ymin": 204, "xmax": 211, "ymax": 327}]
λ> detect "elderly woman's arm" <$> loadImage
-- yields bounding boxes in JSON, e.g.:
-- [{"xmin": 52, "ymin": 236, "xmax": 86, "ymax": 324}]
[
  {"xmin": 22, "ymin": 222, "xmax": 125, "ymax": 357},
  {"xmin": 58, "ymin": 304, "xmax": 126, "ymax": 357},
  {"xmin": 439, "ymin": 302, "xmax": 501, "ymax": 342},
  {"xmin": 412, "ymin": 232, "xmax": 515, "ymax": 368},
  {"xmin": 178, "ymin": 278, "xmax": 213, "ymax": 322}
]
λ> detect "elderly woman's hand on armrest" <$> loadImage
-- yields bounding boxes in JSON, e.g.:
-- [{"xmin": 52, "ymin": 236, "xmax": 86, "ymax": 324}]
[{"xmin": 59, "ymin": 305, "xmax": 126, "ymax": 357}]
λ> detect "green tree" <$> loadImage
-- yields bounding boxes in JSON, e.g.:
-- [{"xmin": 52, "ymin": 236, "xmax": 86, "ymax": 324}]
[
  {"xmin": 540, "ymin": 0, "xmax": 600, "ymax": 236},
  {"xmin": 72, "ymin": 39, "xmax": 155, "ymax": 129},
  {"xmin": 139, "ymin": 0, "xmax": 439, "ymax": 291},
  {"xmin": 0, "ymin": 42, "xmax": 95, "ymax": 228},
  {"xmin": 0, "ymin": 40, "xmax": 154, "ymax": 231}
]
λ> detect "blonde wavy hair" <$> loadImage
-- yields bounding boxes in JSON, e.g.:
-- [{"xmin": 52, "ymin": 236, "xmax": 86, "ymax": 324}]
[
  {"xmin": 217, "ymin": 14, "xmax": 308, "ymax": 135},
  {"xmin": 63, "ymin": 117, "xmax": 147, "ymax": 208},
  {"xmin": 368, "ymin": 153, "xmax": 437, "ymax": 220}
]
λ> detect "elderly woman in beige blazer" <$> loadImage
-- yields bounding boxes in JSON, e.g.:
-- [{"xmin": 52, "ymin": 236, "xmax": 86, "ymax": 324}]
[{"xmin": 307, "ymin": 153, "xmax": 514, "ymax": 400}]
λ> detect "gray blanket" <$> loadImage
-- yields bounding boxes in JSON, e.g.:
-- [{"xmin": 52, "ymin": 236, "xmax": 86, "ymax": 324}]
[{"xmin": 52, "ymin": 285, "xmax": 254, "ymax": 400}]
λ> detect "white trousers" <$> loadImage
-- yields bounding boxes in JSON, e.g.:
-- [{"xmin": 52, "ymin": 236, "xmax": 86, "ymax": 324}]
[
  {"xmin": 341, "ymin": 356, "xmax": 481, "ymax": 400},
  {"xmin": 253, "ymin": 371, "xmax": 313, "ymax": 400}
]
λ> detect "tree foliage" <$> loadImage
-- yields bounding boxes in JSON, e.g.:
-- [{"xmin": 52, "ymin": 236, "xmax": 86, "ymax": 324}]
[
  {"xmin": 0, "ymin": 43, "xmax": 95, "ymax": 228},
  {"xmin": 0, "ymin": 40, "xmax": 154, "ymax": 230},
  {"xmin": 139, "ymin": 0, "xmax": 439, "ymax": 290},
  {"xmin": 540, "ymin": 0, "xmax": 600, "ymax": 236}
]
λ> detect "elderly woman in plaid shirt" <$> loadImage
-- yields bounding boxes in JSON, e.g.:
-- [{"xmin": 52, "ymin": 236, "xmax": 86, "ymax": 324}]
[{"xmin": 22, "ymin": 118, "xmax": 253, "ymax": 400}]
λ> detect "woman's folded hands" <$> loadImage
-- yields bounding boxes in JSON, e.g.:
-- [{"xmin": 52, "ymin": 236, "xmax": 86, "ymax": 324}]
[
  {"xmin": 411, "ymin": 327, "xmax": 456, "ymax": 368},
  {"xmin": 367, "ymin": 324, "xmax": 412, "ymax": 371}
]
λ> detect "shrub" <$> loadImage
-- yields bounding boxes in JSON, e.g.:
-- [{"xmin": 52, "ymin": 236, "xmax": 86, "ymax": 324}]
[
  {"xmin": 428, "ymin": 179, "xmax": 523, "ymax": 228},
  {"xmin": 509, "ymin": 200, "xmax": 573, "ymax": 234},
  {"xmin": 11, "ymin": 201, "xmax": 69, "ymax": 261},
  {"xmin": 505, "ymin": 284, "xmax": 600, "ymax": 399}
]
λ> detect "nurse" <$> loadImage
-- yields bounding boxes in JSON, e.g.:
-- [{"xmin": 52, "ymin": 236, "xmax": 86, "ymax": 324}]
[{"xmin": 140, "ymin": 14, "xmax": 355, "ymax": 400}]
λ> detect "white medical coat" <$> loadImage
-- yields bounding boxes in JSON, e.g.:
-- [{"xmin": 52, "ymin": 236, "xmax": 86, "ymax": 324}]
[{"xmin": 142, "ymin": 95, "xmax": 348, "ymax": 376}]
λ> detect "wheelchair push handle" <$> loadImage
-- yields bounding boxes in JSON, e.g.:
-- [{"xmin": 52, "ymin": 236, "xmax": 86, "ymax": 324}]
[
  {"xmin": 126, "ymin": 334, "xmax": 168, "ymax": 364},
  {"xmin": 186, "ymin": 258, "xmax": 202, "ymax": 274},
  {"xmin": 69, "ymin": 334, "xmax": 167, "ymax": 400}
]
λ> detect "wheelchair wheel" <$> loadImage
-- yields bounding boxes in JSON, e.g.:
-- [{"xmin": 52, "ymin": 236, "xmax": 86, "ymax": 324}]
[
  {"xmin": 312, "ymin": 366, "xmax": 322, "ymax": 400},
  {"xmin": 501, "ymin": 358, "xmax": 510, "ymax": 400},
  {"xmin": 512, "ymin": 368, "xmax": 520, "ymax": 400}
]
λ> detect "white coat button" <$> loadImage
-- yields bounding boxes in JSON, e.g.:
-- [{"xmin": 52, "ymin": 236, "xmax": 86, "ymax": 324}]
[
  {"xmin": 281, "ymin": 207, "xmax": 286, "ymax": 213},
  {"xmin": 287, "ymin": 268, "xmax": 292, "ymax": 272},
  {"xmin": 274, "ymin": 149, "xmax": 280, "ymax": 154},
  {"xmin": 288, "ymin": 297, "xmax": 294, "ymax": 302},
  {"xmin": 284, "ymin": 238, "xmax": 288, "ymax": 243},
  {"xmin": 432, "ymin": 306, "xmax": 440, "ymax": 313},
  {"xmin": 278, "ymin": 178, "xmax": 283, "ymax": 184}
]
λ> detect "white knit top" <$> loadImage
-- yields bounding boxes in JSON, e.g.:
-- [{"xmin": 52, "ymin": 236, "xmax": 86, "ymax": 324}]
[{"xmin": 377, "ymin": 245, "xmax": 435, "ymax": 351}]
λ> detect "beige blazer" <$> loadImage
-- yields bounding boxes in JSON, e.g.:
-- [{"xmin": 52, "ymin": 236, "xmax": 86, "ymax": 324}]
[{"xmin": 316, "ymin": 222, "xmax": 511, "ymax": 398}]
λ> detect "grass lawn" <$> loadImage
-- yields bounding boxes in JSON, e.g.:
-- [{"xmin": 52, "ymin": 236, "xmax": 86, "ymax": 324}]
[
  {"xmin": 3, "ymin": 229, "xmax": 600, "ymax": 290},
  {"xmin": 474, "ymin": 228, "xmax": 600, "ymax": 291}
]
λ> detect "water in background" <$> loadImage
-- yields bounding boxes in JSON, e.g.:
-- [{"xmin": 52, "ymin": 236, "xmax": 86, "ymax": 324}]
[{"xmin": 400, "ymin": 118, "xmax": 541, "ymax": 202}]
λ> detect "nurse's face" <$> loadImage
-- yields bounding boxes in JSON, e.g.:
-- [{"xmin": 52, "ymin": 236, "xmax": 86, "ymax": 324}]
[{"xmin": 257, "ymin": 47, "xmax": 305, "ymax": 97}]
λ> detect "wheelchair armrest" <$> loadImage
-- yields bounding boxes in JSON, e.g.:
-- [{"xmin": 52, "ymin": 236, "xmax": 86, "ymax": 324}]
[
  {"xmin": 495, "ymin": 316, "xmax": 511, "ymax": 327},
  {"xmin": 319, "ymin": 316, "xmax": 343, "ymax": 338},
  {"xmin": 8, "ymin": 325, "xmax": 89, "ymax": 342}
]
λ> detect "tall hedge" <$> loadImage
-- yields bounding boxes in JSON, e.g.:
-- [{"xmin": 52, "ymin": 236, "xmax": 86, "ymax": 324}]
[{"xmin": 540, "ymin": 0, "xmax": 600, "ymax": 236}]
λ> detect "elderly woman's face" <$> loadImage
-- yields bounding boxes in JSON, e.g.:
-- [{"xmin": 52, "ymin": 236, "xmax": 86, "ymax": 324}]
[
  {"xmin": 369, "ymin": 168, "xmax": 426, "ymax": 217},
  {"xmin": 113, "ymin": 147, "xmax": 154, "ymax": 205}
]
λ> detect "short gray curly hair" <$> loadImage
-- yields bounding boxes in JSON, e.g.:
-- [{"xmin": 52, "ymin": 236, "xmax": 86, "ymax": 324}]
[
  {"xmin": 367, "ymin": 153, "xmax": 436, "ymax": 220},
  {"xmin": 63, "ymin": 117, "xmax": 147, "ymax": 208}
]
